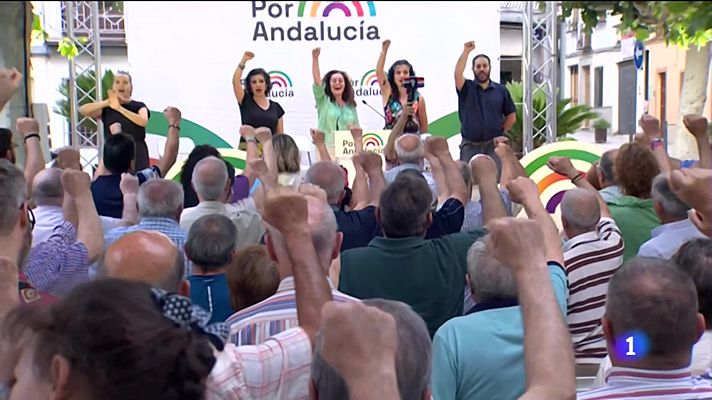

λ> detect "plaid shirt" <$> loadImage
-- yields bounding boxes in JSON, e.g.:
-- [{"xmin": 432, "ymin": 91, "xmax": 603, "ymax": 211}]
[
  {"xmin": 205, "ymin": 327, "xmax": 311, "ymax": 400},
  {"xmin": 104, "ymin": 217, "xmax": 191, "ymax": 276},
  {"xmin": 25, "ymin": 221, "xmax": 90, "ymax": 296}
]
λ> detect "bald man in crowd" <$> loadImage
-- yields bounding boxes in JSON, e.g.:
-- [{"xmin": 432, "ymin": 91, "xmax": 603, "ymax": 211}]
[
  {"xmin": 384, "ymin": 134, "xmax": 436, "ymax": 194},
  {"xmin": 98, "ymin": 230, "xmax": 188, "ymax": 296},
  {"xmin": 180, "ymin": 156, "xmax": 263, "ymax": 250},
  {"xmin": 548, "ymin": 156, "xmax": 625, "ymax": 370}
]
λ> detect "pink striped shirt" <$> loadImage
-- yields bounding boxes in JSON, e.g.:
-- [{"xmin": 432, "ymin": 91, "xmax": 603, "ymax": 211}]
[
  {"xmin": 578, "ymin": 366, "xmax": 712, "ymax": 399},
  {"xmin": 226, "ymin": 277, "xmax": 360, "ymax": 345}
]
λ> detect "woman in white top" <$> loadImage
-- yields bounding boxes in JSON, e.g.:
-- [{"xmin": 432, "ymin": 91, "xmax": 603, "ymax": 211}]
[{"xmin": 273, "ymin": 133, "xmax": 304, "ymax": 188}]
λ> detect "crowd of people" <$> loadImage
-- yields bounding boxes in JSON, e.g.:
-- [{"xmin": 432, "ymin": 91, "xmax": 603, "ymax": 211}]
[{"xmin": 0, "ymin": 36, "xmax": 712, "ymax": 400}]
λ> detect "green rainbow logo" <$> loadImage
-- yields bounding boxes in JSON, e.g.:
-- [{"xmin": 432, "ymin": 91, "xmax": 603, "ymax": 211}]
[
  {"xmin": 268, "ymin": 70, "xmax": 293, "ymax": 88},
  {"xmin": 519, "ymin": 142, "xmax": 603, "ymax": 213},
  {"xmin": 362, "ymin": 132, "xmax": 384, "ymax": 148},
  {"xmin": 360, "ymin": 68, "xmax": 379, "ymax": 87},
  {"xmin": 298, "ymin": 1, "xmax": 377, "ymax": 17}
]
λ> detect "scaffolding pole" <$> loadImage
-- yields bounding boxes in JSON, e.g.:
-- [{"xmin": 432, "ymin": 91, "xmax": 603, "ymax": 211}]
[
  {"xmin": 65, "ymin": 1, "xmax": 103, "ymax": 169},
  {"xmin": 522, "ymin": 1, "xmax": 559, "ymax": 153}
]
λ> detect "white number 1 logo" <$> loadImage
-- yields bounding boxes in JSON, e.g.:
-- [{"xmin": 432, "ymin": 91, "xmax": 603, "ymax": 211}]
[{"xmin": 626, "ymin": 336, "xmax": 636, "ymax": 356}]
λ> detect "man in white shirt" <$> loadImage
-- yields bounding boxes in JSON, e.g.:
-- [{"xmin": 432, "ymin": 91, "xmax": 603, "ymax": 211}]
[
  {"xmin": 638, "ymin": 173, "xmax": 705, "ymax": 259},
  {"xmin": 32, "ymin": 167, "xmax": 138, "ymax": 247},
  {"xmin": 180, "ymin": 156, "xmax": 263, "ymax": 250}
]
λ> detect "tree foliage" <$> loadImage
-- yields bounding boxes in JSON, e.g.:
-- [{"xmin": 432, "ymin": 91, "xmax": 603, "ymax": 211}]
[{"xmin": 561, "ymin": 1, "xmax": 712, "ymax": 48}]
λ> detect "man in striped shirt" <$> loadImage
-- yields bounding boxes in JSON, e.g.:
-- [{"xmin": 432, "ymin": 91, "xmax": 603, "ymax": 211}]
[
  {"xmin": 225, "ymin": 190, "xmax": 359, "ymax": 345},
  {"xmin": 578, "ymin": 258, "xmax": 712, "ymax": 399},
  {"xmin": 549, "ymin": 157, "xmax": 625, "ymax": 366}
]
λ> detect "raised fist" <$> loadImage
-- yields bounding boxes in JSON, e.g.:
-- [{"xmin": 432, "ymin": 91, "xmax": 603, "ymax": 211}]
[
  {"xmin": 505, "ymin": 177, "xmax": 539, "ymax": 205},
  {"xmin": 638, "ymin": 114, "xmax": 661, "ymax": 139},
  {"xmin": 119, "ymin": 173, "xmax": 139, "ymax": 196},
  {"xmin": 310, "ymin": 128, "xmax": 325, "ymax": 146},
  {"xmin": 61, "ymin": 169, "xmax": 91, "ymax": 198},
  {"xmin": 312, "ymin": 47, "xmax": 321, "ymax": 58},
  {"xmin": 263, "ymin": 188, "xmax": 308, "ymax": 234},
  {"xmin": 464, "ymin": 41, "xmax": 476, "ymax": 52},
  {"xmin": 15, "ymin": 117, "xmax": 39, "ymax": 137},
  {"xmin": 163, "ymin": 106, "xmax": 182, "ymax": 125},
  {"xmin": 683, "ymin": 114, "xmax": 709, "ymax": 139},
  {"xmin": 546, "ymin": 156, "xmax": 577, "ymax": 180},
  {"xmin": 0, "ymin": 68, "xmax": 22, "ymax": 105},
  {"xmin": 255, "ymin": 127, "xmax": 273, "ymax": 143},
  {"xmin": 242, "ymin": 51, "xmax": 255, "ymax": 61},
  {"xmin": 382, "ymin": 39, "xmax": 391, "ymax": 51}
]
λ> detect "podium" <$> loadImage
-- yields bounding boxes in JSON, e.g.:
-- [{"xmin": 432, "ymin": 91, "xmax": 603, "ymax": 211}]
[{"xmin": 333, "ymin": 130, "xmax": 392, "ymax": 186}]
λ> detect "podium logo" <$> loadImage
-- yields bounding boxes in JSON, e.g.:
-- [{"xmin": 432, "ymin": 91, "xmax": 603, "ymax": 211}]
[
  {"xmin": 354, "ymin": 68, "xmax": 381, "ymax": 97},
  {"xmin": 297, "ymin": 1, "xmax": 377, "ymax": 17},
  {"xmin": 267, "ymin": 70, "xmax": 295, "ymax": 98},
  {"xmin": 252, "ymin": 1, "xmax": 381, "ymax": 42},
  {"xmin": 362, "ymin": 133, "xmax": 384, "ymax": 149}
]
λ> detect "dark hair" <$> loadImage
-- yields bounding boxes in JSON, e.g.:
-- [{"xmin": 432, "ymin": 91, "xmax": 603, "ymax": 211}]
[
  {"xmin": 323, "ymin": 70, "xmax": 357, "ymax": 107},
  {"xmin": 227, "ymin": 245, "xmax": 279, "ymax": 311},
  {"xmin": 225, "ymin": 159, "xmax": 236, "ymax": 195},
  {"xmin": 387, "ymin": 60, "xmax": 415, "ymax": 101},
  {"xmin": 673, "ymin": 239, "xmax": 712, "ymax": 330},
  {"xmin": 606, "ymin": 257, "xmax": 699, "ymax": 359},
  {"xmin": 185, "ymin": 214, "xmax": 237, "ymax": 272},
  {"xmin": 599, "ymin": 149, "xmax": 617, "ymax": 183},
  {"xmin": 103, "ymin": 133, "xmax": 136, "ymax": 174},
  {"xmin": 116, "ymin": 70, "xmax": 133, "ymax": 85},
  {"xmin": 379, "ymin": 172, "xmax": 432, "ymax": 238},
  {"xmin": 1, "ymin": 279, "xmax": 216, "ymax": 400},
  {"xmin": 615, "ymin": 143, "xmax": 660, "ymax": 199},
  {"xmin": 472, "ymin": 54, "xmax": 491, "ymax": 68},
  {"xmin": 244, "ymin": 68, "xmax": 272, "ymax": 96},
  {"xmin": 180, "ymin": 145, "xmax": 220, "ymax": 208},
  {"xmin": 0, "ymin": 128, "xmax": 13, "ymax": 159}
]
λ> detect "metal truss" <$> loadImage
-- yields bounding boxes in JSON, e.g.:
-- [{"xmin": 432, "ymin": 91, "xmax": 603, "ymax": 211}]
[{"xmin": 522, "ymin": 1, "xmax": 559, "ymax": 153}]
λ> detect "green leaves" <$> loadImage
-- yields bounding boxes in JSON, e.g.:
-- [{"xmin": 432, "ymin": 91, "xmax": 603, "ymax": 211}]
[
  {"xmin": 31, "ymin": 11, "xmax": 48, "ymax": 42},
  {"xmin": 562, "ymin": 1, "xmax": 712, "ymax": 48},
  {"xmin": 58, "ymin": 37, "xmax": 79, "ymax": 59},
  {"xmin": 504, "ymin": 81, "xmax": 599, "ymax": 151}
]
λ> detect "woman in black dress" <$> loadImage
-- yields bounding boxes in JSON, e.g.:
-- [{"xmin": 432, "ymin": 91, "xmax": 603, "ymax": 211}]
[
  {"xmin": 79, "ymin": 71, "xmax": 151, "ymax": 170},
  {"xmin": 232, "ymin": 51, "xmax": 285, "ymax": 148}
]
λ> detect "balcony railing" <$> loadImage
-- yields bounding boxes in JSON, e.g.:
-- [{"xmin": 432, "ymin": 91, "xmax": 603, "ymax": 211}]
[{"xmin": 61, "ymin": 1, "xmax": 125, "ymax": 43}]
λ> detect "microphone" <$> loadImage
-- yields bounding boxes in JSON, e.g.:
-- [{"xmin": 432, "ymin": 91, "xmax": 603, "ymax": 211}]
[{"xmin": 361, "ymin": 100, "xmax": 386, "ymax": 121}]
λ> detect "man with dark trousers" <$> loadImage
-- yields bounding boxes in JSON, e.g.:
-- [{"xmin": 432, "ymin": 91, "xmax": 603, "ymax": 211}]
[{"xmin": 454, "ymin": 40, "xmax": 516, "ymax": 174}]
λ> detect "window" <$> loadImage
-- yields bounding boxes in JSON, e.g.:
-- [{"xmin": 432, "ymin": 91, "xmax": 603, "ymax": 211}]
[
  {"xmin": 594, "ymin": 67, "xmax": 604, "ymax": 107},
  {"xmin": 570, "ymin": 65, "xmax": 579, "ymax": 106},
  {"xmin": 582, "ymin": 66, "xmax": 591, "ymax": 106}
]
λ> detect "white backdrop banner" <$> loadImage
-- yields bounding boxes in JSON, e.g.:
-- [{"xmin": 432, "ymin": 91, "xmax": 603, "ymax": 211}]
[{"xmin": 124, "ymin": 1, "xmax": 501, "ymax": 160}]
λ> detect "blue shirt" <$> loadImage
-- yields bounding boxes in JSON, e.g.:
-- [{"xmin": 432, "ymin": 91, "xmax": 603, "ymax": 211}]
[
  {"xmin": 431, "ymin": 262, "xmax": 567, "ymax": 400},
  {"xmin": 91, "ymin": 166, "xmax": 161, "ymax": 218},
  {"xmin": 638, "ymin": 218, "xmax": 706, "ymax": 259},
  {"xmin": 188, "ymin": 274, "xmax": 233, "ymax": 325},
  {"xmin": 457, "ymin": 79, "xmax": 516, "ymax": 142}
]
